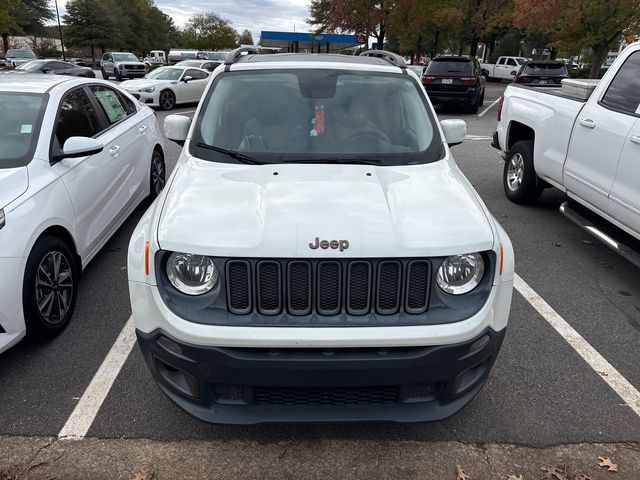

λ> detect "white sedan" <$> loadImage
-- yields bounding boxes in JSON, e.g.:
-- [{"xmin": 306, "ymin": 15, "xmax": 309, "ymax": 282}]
[
  {"xmin": 120, "ymin": 66, "xmax": 210, "ymax": 110},
  {"xmin": 0, "ymin": 74, "xmax": 166, "ymax": 353}
]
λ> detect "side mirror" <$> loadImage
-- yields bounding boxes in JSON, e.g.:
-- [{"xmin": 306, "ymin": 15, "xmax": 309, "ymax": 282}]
[
  {"xmin": 59, "ymin": 136, "xmax": 104, "ymax": 159},
  {"xmin": 510, "ymin": 70, "xmax": 517, "ymax": 76},
  {"xmin": 440, "ymin": 119, "xmax": 466, "ymax": 147},
  {"xmin": 183, "ymin": 75, "xmax": 193, "ymax": 82},
  {"xmin": 42, "ymin": 68, "xmax": 51, "ymax": 74},
  {"xmin": 164, "ymin": 114, "xmax": 191, "ymax": 146}
]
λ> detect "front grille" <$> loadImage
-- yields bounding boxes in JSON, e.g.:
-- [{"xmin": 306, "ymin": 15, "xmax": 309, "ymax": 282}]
[
  {"xmin": 225, "ymin": 259, "xmax": 431, "ymax": 316},
  {"xmin": 254, "ymin": 385, "xmax": 399, "ymax": 406},
  {"xmin": 125, "ymin": 64, "xmax": 145, "ymax": 70}
]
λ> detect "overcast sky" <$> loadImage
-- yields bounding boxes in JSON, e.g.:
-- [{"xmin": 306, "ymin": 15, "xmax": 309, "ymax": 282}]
[{"xmin": 51, "ymin": 0, "xmax": 311, "ymax": 41}]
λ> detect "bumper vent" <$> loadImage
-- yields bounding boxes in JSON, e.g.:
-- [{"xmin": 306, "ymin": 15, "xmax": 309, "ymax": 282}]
[
  {"xmin": 254, "ymin": 385, "xmax": 399, "ymax": 406},
  {"xmin": 225, "ymin": 259, "xmax": 431, "ymax": 317}
]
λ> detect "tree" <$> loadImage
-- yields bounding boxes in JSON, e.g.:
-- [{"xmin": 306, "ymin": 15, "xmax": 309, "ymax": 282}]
[
  {"xmin": 183, "ymin": 12, "xmax": 238, "ymax": 50},
  {"xmin": 239, "ymin": 29, "xmax": 254, "ymax": 45},
  {"xmin": 1, "ymin": 0, "xmax": 53, "ymax": 53},
  {"xmin": 514, "ymin": 0, "xmax": 640, "ymax": 78},
  {"xmin": 64, "ymin": 0, "xmax": 116, "ymax": 66},
  {"xmin": 308, "ymin": 0, "xmax": 394, "ymax": 48}
]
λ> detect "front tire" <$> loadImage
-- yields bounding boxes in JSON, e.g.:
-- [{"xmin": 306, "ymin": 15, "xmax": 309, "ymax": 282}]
[
  {"xmin": 503, "ymin": 140, "xmax": 544, "ymax": 204},
  {"xmin": 101, "ymin": 67, "xmax": 109, "ymax": 79},
  {"xmin": 467, "ymin": 96, "xmax": 479, "ymax": 114},
  {"xmin": 114, "ymin": 68, "xmax": 122, "ymax": 81},
  {"xmin": 159, "ymin": 89, "xmax": 176, "ymax": 110},
  {"xmin": 149, "ymin": 149, "xmax": 166, "ymax": 200},
  {"xmin": 23, "ymin": 236, "xmax": 79, "ymax": 340}
]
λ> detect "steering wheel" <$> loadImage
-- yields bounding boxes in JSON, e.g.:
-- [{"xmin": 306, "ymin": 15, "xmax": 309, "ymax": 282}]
[{"xmin": 341, "ymin": 128, "xmax": 390, "ymax": 145}]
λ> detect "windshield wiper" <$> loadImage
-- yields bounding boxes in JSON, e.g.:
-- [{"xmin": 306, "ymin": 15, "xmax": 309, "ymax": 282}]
[
  {"xmin": 195, "ymin": 143, "xmax": 266, "ymax": 165},
  {"xmin": 282, "ymin": 158, "xmax": 382, "ymax": 166}
]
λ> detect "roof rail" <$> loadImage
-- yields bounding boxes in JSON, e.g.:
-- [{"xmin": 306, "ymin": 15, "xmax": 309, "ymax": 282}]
[
  {"xmin": 225, "ymin": 46, "xmax": 261, "ymax": 65},
  {"xmin": 359, "ymin": 50, "xmax": 406, "ymax": 68}
]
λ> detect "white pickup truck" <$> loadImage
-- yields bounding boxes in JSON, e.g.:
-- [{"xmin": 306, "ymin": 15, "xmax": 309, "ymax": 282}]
[
  {"xmin": 480, "ymin": 56, "xmax": 528, "ymax": 80},
  {"xmin": 494, "ymin": 41, "xmax": 640, "ymax": 265}
]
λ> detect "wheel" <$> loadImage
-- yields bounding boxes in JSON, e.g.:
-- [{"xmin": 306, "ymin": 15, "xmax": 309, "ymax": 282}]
[
  {"xmin": 479, "ymin": 89, "xmax": 485, "ymax": 107},
  {"xmin": 503, "ymin": 140, "xmax": 544, "ymax": 204},
  {"xmin": 149, "ymin": 149, "xmax": 166, "ymax": 199},
  {"xmin": 114, "ymin": 68, "xmax": 122, "ymax": 81},
  {"xmin": 467, "ymin": 97, "xmax": 479, "ymax": 114},
  {"xmin": 101, "ymin": 67, "xmax": 109, "ymax": 79},
  {"xmin": 159, "ymin": 89, "xmax": 176, "ymax": 110},
  {"xmin": 22, "ymin": 236, "xmax": 79, "ymax": 339}
]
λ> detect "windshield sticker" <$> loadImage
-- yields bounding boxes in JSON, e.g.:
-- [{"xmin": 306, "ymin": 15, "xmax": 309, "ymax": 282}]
[{"xmin": 20, "ymin": 124, "xmax": 33, "ymax": 134}]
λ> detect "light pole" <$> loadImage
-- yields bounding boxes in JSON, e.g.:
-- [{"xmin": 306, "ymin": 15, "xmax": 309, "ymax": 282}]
[{"xmin": 54, "ymin": 0, "xmax": 65, "ymax": 61}]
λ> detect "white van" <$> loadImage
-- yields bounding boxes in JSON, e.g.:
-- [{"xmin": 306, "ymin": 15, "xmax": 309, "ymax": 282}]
[{"xmin": 144, "ymin": 50, "xmax": 167, "ymax": 66}]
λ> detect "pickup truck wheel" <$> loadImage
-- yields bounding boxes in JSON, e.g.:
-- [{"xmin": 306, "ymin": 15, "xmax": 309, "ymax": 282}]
[
  {"xmin": 23, "ymin": 236, "xmax": 79, "ymax": 339},
  {"xmin": 503, "ymin": 141, "xmax": 543, "ymax": 204}
]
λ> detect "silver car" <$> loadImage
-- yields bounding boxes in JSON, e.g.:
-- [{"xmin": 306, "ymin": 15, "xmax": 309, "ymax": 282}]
[{"xmin": 101, "ymin": 52, "xmax": 147, "ymax": 80}]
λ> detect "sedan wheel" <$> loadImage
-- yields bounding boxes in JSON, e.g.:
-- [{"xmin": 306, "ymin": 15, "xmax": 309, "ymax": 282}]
[
  {"xmin": 150, "ymin": 149, "xmax": 166, "ymax": 199},
  {"xmin": 23, "ymin": 236, "xmax": 78, "ymax": 339},
  {"xmin": 159, "ymin": 90, "xmax": 176, "ymax": 110}
]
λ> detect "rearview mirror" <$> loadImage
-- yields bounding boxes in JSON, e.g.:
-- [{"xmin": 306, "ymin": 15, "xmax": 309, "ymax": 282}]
[
  {"xmin": 164, "ymin": 114, "xmax": 192, "ymax": 146},
  {"xmin": 61, "ymin": 136, "xmax": 103, "ymax": 158},
  {"xmin": 440, "ymin": 119, "xmax": 466, "ymax": 147},
  {"xmin": 183, "ymin": 75, "xmax": 193, "ymax": 82}
]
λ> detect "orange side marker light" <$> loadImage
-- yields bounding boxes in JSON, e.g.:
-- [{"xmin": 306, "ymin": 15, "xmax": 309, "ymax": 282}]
[
  {"xmin": 499, "ymin": 243, "xmax": 504, "ymax": 276},
  {"xmin": 144, "ymin": 241, "xmax": 150, "ymax": 275}
]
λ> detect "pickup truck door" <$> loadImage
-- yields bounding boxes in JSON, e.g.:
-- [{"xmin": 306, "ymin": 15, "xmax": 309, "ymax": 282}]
[
  {"xmin": 563, "ymin": 50, "xmax": 640, "ymax": 214},
  {"xmin": 609, "ymin": 119, "xmax": 640, "ymax": 234},
  {"xmin": 496, "ymin": 58, "xmax": 517, "ymax": 79}
]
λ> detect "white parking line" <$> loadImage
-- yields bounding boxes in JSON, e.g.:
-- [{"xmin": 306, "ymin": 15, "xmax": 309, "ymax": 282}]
[
  {"xmin": 514, "ymin": 273, "xmax": 640, "ymax": 418},
  {"xmin": 477, "ymin": 97, "xmax": 501, "ymax": 118},
  {"xmin": 58, "ymin": 317, "xmax": 137, "ymax": 440}
]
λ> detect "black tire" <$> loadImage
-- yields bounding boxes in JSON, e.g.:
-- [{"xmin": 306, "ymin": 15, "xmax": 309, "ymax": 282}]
[
  {"xmin": 22, "ymin": 236, "xmax": 79, "ymax": 340},
  {"xmin": 114, "ymin": 68, "xmax": 122, "ymax": 81},
  {"xmin": 503, "ymin": 140, "xmax": 544, "ymax": 205},
  {"xmin": 159, "ymin": 89, "xmax": 176, "ymax": 110},
  {"xmin": 479, "ymin": 89, "xmax": 485, "ymax": 106},
  {"xmin": 101, "ymin": 67, "xmax": 109, "ymax": 79},
  {"xmin": 149, "ymin": 148, "xmax": 166, "ymax": 200},
  {"xmin": 467, "ymin": 97, "xmax": 479, "ymax": 114}
]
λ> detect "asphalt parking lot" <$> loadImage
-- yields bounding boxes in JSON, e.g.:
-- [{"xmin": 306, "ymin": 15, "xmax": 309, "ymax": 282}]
[{"xmin": 1, "ymin": 80, "xmax": 639, "ymax": 478}]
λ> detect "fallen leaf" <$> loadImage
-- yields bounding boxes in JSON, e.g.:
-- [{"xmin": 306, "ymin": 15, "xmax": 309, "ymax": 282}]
[
  {"xmin": 598, "ymin": 457, "xmax": 618, "ymax": 472},
  {"xmin": 132, "ymin": 469, "xmax": 156, "ymax": 480},
  {"xmin": 507, "ymin": 475, "xmax": 523, "ymax": 480},
  {"xmin": 581, "ymin": 240, "xmax": 593, "ymax": 245},
  {"xmin": 501, "ymin": 213, "xmax": 509, "ymax": 218},
  {"xmin": 551, "ymin": 241, "xmax": 562, "ymax": 247},
  {"xmin": 541, "ymin": 466, "xmax": 566, "ymax": 480},
  {"xmin": 572, "ymin": 475, "xmax": 594, "ymax": 480},
  {"xmin": 455, "ymin": 465, "xmax": 471, "ymax": 480}
]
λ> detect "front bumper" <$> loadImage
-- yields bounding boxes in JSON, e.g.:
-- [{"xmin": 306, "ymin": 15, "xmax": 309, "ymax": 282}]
[
  {"xmin": 0, "ymin": 257, "xmax": 26, "ymax": 353},
  {"xmin": 425, "ymin": 88, "xmax": 478, "ymax": 105},
  {"xmin": 137, "ymin": 326, "xmax": 506, "ymax": 424},
  {"xmin": 126, "ymin": 91, "xmax": 159, "ymax": 107}
]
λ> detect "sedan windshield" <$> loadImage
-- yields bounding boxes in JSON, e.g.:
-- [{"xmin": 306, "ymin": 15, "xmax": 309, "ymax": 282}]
[
  {"xmin": 0, "ymin": 93, "xmax": 47, "ymax": 169},
  {"xmin": 113, "ymin": 53, "xmax": 139, "ymax": 62},
  {"xmin": 192, "ymin": 69, "xmax": 442, "ymax": 165},
  {"xmin": 145, "ymin": 67, "xmax": 183, "ymax": 80},
  {"xmin": 16, "ymin": 60, "xmax": 44, "ymax": 72}
]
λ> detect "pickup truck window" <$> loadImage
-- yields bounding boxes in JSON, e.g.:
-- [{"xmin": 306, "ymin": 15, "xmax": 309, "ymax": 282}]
[
  {"xmin": 193, "ymin": 69, "xmax": 443, "ymax": 165},
  {"xmin": 600, "ymin": 51, "xmax": 640, "ymax": 116},
  {"xmin": 497, "ymin": 58, "xmax": 506, "ymax": 65},
  {"xmin": 506, "ymin": 58, "xmax": 517, "ymax": 67}
]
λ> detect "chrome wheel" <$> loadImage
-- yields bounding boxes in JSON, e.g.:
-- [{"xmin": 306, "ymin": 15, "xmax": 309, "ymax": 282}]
[
  {"xmin": 151, "ymin": 153, "xmax": 165, "ymax": 195},
  {"xmin": 507, "ymin": 153, "xmax": 525, "ymax": 191},
  {"xmin": 35, "ymin": 251, "xmax": 73, "ymax": 325},
  {"xmin": 160, "ymin": 90, "xmax": 175, "ymax": 110}
]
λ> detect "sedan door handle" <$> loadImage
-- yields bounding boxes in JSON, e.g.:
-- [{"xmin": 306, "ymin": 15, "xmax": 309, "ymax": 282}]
[
  {"xmin": 630, "ymin": 135, "xmax": 640, "ymax": 145},
  {"xmin": 579, "ymin": 118, "xmax": 596, "ymax": 129},
  {"xmin": 109, "ymin": 145, "xmax": 120, "ymax": 157},
  {"xmin": 138, "ymin": 125, "xmax": 147, "ymax": 134}
]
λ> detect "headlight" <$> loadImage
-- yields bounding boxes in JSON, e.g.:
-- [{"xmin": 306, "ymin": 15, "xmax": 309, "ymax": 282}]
[
  {"xmin": 436, "ymin": 253, "xmax": 485, "ymax": 295},
  {"xmin": 141, "ymin": 86, "xmax": 155, "ymax": 93},
  {"xmin": 166, "ymin": 252, "xmax": 218, "ymax": 295}
]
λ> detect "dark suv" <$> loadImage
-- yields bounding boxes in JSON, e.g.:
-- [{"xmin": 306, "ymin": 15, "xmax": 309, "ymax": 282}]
[
  {"xmin": 514, "ymin": 60, "xmax": 569, "ymax": 86},
  {"xmin": 422, "ymin": 56, "xmax": 486, "ymax": 113}
]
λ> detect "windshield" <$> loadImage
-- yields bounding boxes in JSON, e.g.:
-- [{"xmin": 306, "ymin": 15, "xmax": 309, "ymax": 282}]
[
  {"xmin": 145, "ymin": 67, "xmax": 183, "ymax": 80},
  {"xmin": 191, "ymin": 69, "xmax": 442, "ymax": 165},
  {"xmin": 407, "ymin": 65, "xmax": 424, "ymax": 76},
  {"xmin": 7, "ymin": 49, "xmax": 36, "ymax": 58},
  {"xmin": 16, "ymin": 60, "xmax": 44, "ymax": 72},
  {"xmin": 207, "ymin": 52, "xmax": 227, "ymax": 61},
  {"xmin": 176, "ymin": 61, "xmax": 200, "ymax": 67},
  {"xmin": 0, "ymin": 93, "xmax": 47, "ymax": 169},
  {"xmin": 522, "ymin": 63, "xmax": 568, "ymax": 76},
  {"xmin": 113, "ymin": 53, "xmax": 139, "ymax": 62},
  {"xmin": 426, "ymin": 59, "xmax": 473, "ymax": 75}
]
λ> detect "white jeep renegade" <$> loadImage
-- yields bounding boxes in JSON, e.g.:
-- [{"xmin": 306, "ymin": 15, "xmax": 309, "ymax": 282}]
[{"xmin": 128, "ymin": 48, "xmax": 515, "ymax": 424}]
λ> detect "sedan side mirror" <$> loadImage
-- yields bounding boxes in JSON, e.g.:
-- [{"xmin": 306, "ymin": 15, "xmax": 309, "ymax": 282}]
[
  {"xmin": 164, "ymin": 114, "xmax": 192, "ymax": 146},
  {"xmin": 440, "ymin": 119, "xmax": 466, "ymax": 147},
  {"xmin": 59, "ymin": 136, "xmax": 104, "ymax": 160},
  {"xmin": 42, "ymin": 68, "xmax": 51, "ymax": 74},
  {"xmin": 183, "ymin": 75, "xmax": 193, "ymax": 83}
]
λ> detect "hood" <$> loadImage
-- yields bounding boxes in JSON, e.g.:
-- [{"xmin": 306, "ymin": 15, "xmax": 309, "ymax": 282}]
[
  {"xmin": 0, "ymin": 167, "xmax": 28, "ymax": 210},
  {"xmin": 157, "ymin": 157, "xmax": 495, "ymax": 258}
]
